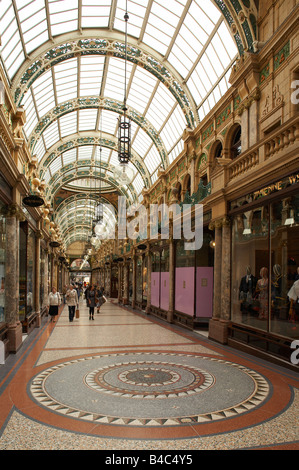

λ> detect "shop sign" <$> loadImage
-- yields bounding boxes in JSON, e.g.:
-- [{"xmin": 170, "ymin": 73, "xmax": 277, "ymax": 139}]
[
  {"xmin": 230, "ymin": 172, "xmax": 299, "ymax": 209},
  {"xmin": 253, "ymin": 173, "xmax": 299, "ymax": 200}
]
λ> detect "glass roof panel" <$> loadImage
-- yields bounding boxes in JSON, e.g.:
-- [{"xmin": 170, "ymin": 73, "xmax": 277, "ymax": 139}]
[
  {"xmin": 0, "ymin": 0, "xmax": 242, "ymax": 244},
  {"xmin": 35, "ymin": 138, "xmax": 46, "ymax": 163},
  {"xmin": 104, "ymin": 57, "xmax": 133, "ymax": 102},
  {"xmin": 62, "ymin": 149, "xmax": 78, "ymax": 165},
  {"xmin": 95, "ymin": 147, "xmax": 111, "ymax": 163},
  {"xmin": 32, "ymin": 69, "xmax": 56, "ymax": 116},
  {"xmin": 78, "ymin": 146, "xmax": 94, "ymax": 160},
  {"xmin": 160, "ymin": 105, "xmax": 186, "ymax": 151},
  {"xmin": 132, "ymin": 128, "xmax": 152, "ymax": 157},
  {"xmin": 79, "ymin": 109, "xmax": 98, "ymax": 131},
  {"xmin": 54, "ymin": 59, "xmax": 78, "ymax": 102},
  {"xmin": 115, "ymin": 0, "xmax": 148, "ymax": 37},
  {"xmin": 99, "ymin": 110, "xmax": 118, "ymax": 135},
  {"xmin": 43, "ymin": 121, "xmax": 60, "ymax": 149},
  {"xmin": 0, "ymin": 2, "xmax": 25, "ymax": 77},
  {"xmin": 48, "ymin": 0, "xmax": 79, "ymax": 36},
  {"xmin": 59, "ymin": 113, "xmax": 78, "ymax": 138},
  {"xmin": 81, "ymin": 0, "xmax": 111, "ymax": 28},
  {"xmin": 23, "ymin": 90, "xmax": 38, "ymax": 138},
  {"xmin": 49, "ymin": 157, "xmax": 62, "ymax": 175},
  {"xmin": 145, "ymin": 83, "xmax": 176, "ymax": 130},
  {"xmin": 144, "ymin": 146, "xmax": 161, "ymax": 175},
  {"xmin": 169, "ymin": 139, "xmax": 184, "ymax": 164},
  {"xmin": 80, "ymin": 56, "xmax": 105, "ymax": 96}
]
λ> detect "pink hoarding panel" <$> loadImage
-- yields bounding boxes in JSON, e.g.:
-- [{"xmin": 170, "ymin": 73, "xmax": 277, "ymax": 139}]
[
  {"xmin": 196, "ymin": 267, "xmax": 214, "ymax": 318},
  {"xmin": 175, "ymin": 267, "xmax": 195, "ymax": 316},
  {"xmin": 160, "ymin": 272, "xmax": 169, "ymax": 311},
  {"xmin": 151, "ymin": 272, "xmax": 160, "ymax": 307}
]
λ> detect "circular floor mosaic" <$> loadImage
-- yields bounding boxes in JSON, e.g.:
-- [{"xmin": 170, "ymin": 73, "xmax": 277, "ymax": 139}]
[{"xmin": 29, "ymin": 353, "xmax": 270, "ymax": 427}]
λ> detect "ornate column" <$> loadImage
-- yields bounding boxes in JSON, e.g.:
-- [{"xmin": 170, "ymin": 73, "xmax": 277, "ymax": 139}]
[
  {"xmin": 145, "ymin": 245, "xmax": 152, "ymax": 315},
  {"xmin": 208, "ymin": 216, "xmax": 231, "ymax": 344},
  {"xmin": 221, "ymin": 216, "xmax": 231, "ymax": 321},
  {"xmin": 210, "ymin": 219, "xmax": 223, "ymax": 320},
  {"xmin": 42, "ymin": 248, "xmax": 49, "ymax": 309},
  {"xmin": 122, "ymin": 261, "xmax": 129, "ymax": 305},
  {"xmin": 118, "ymin": 262, "xmax": 122, "ymax": 303},
  {"xmin": 34, "ymin": 228, "xmax": 43, "ymax": 327},
  {"xmin": 167, "ymin": 237, "xmax": 175, "ymax": 324},
  {"xmin": 132, "ymin": 250, "xmax": 137, "ymax": 309},
  {"xmin": 5, "ymin": 204, "xmax": 23, "ymax": 353}
]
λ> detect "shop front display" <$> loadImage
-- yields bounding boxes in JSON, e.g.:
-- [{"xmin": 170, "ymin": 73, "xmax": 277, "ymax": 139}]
[{"xmin": 229, "ymin": 176, "xmax": 299, "ymax": 359}]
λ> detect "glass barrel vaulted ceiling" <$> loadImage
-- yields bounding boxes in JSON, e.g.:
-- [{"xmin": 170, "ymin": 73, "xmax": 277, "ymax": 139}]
[{"xmin": 0, "ymin": 0, "xmax": 242, "ymax": 249}]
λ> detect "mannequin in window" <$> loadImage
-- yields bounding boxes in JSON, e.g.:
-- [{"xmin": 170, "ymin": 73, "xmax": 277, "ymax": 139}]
[
  {"xmin": 239, "ymin": 266, "xmax": 257, "ymax": 314},
  {"xmin": 256, "ymin": 267, "xmax": 269, "ymax": 320},
  {"xmin": 287, "ymin": 278, "xmax": 299, "ymax": 324},
  {"xmin": 271, "ymin": 264, "xmax": 283, "ymax": 319}
]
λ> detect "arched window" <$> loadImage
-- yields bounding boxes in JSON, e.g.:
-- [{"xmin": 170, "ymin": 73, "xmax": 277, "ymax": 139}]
[
  {"xmin": 231, "ymin": 125, "xmax": 242, "ymax": 159},
  {"xmin": 177, "ymin": 183, "xmax": 182, "ymax": 202},
  {"xmin": 185, "ymin": 174, "xmax": 191, "ymax": 195},
  {"xmin": 214, "ymin": 141, "xmax": 223, "ymax": 159}
]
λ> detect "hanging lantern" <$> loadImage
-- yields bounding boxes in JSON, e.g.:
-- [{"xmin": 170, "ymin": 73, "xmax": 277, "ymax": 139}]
[
  {"xmin": 117, "ymin": 8, "xmax": 131, "ymax": 166},
  {"xmin": 113, "ymin": 163, "xmax": 134, "ymax": 185},
  {"xmin": 118, "ymin": 111, "xmax": 131, "ymax": 165}
]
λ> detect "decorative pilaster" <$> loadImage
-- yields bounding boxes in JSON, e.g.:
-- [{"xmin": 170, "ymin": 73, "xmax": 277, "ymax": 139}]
[
  {"xmin": 122, "ymin": 262, "xmax": 129, "ymax": 305},
  {"xmin": 145, "ymin": 247, "xmax": 152, "ymax": 315},
  {"xmin": 221, "ymin": 216, "xmax": 231, "ymax": 321},
  {"xmin": 208, "ymin": 216, "xmax": 231, "ymax": 345},
  {"xmin": 4, "ymin": 204, "xmax": 23, "ymax": 353},
  {"xmin": 209, "ymin": 219, "xmax": 223, "ymax": 320},
  {"xmin": 167, "ymin": 237, "xmax": 175, "ymax": 324},
  {"xmin": 34, "ymin": 229, "xmax": 43, "ymax": 327},
  {"xmin": 118, "ymin": 263, "xmax": 122, "ymax": 303},
  {"xmin": 132, "ymin": 252, "xmax": 137, "ymax": 309}
]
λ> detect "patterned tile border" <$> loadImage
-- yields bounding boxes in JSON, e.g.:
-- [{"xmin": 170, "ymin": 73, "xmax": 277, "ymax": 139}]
[{"xmin": 29, "ymin": 353, "xmax": 270, "ymax": 427}]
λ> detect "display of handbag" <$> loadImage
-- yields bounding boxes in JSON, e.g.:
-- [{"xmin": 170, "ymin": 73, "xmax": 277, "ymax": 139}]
[{"xmin": 75, "ymin": 308, "xmax": 80, "ymax": 318}]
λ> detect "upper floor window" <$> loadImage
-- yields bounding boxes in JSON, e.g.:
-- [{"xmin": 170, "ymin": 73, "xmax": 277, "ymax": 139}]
[{"xmin": 231, "ymin": 125, "xmax": 242, "ymax": 159}]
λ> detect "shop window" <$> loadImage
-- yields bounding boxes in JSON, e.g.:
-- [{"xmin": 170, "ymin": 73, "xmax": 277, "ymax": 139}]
[
  {"xmin": 231, "ymin": 206, "xmax": 269, "ymax": 332},
  {"xmin": 231, "ymin": 125, "xmax": 242, "ymax": 159},
  {"xmin": 231, "ymin": 194, "xmax": 299, "ymax": 339},
  {"xmin": 270, "ymin": 195, "xmax": 299, "ymax": 338}
]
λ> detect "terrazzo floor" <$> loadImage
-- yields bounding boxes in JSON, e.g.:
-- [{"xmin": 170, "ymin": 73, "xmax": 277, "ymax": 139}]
[{"xmin": 0, "ymin": 298, "xmax": 298, "ymax": 452}]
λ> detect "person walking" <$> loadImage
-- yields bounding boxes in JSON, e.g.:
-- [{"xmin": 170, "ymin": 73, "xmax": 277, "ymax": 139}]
[
  {"xmin": 47, "ymin": 287, "xmax": 61, "ymax": 323},
  {"xmin": 96, "ymin": 285, "xmax": 104, "ymax": 313},
  {"xmin": 86, "ymin": 284, "xmax": 97, "ymax": 320},
  {"xmin": 66, "ymin": 284, "xmax": 78, "ymax": 322}
]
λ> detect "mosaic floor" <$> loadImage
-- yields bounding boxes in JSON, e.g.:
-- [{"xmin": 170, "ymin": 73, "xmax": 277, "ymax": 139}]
[{"xmin": 0, "ymin": 299, "xmax": 298, "ymax": 450}]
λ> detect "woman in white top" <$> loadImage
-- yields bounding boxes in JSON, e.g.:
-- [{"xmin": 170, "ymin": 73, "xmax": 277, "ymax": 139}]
[
  {"xmin": 66, "ymin": 285, "xmax": 79, "ymax": 322},
  {"xmin": 48, "ymin": 287, "xmax": 61, "ymax": 323}
]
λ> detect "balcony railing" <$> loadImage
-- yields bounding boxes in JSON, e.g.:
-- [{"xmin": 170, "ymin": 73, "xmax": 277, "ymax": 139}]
[{"xmin": 228, "ymin": 117, "xmax": 299, "ymax": 182}]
